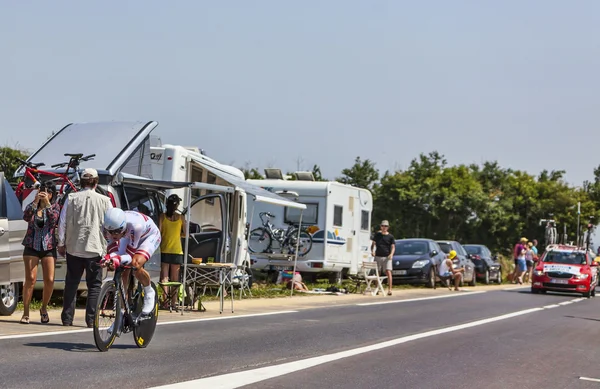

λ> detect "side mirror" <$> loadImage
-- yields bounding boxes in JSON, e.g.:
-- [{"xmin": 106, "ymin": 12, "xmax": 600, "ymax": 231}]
[
  {"xmin": 466, "ymin": 253, "xmax": 472, "ymax": 259},
  {"xmin": 493, "ymin": 255, "xmax": 498, "ymax": 261},
  {"xmin": 430, "ymin": 250, "xmax": 438, "ymax": 257}
]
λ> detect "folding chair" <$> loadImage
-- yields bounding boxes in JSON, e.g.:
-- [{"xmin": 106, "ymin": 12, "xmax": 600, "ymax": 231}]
[
  {"xmin": 432, "ymin": 264, "xmax": 453, "ymax": 290},
  {"xmin": 361, "ymin": 261, "xmax": 387, "ymax": 296},
  {"xmin": 157, "ymin": 281, "xmax": 184, "ymax": 312},
  {"xmin": 232, "ymin": 269, "xmax": 253, "ymax": 300}
]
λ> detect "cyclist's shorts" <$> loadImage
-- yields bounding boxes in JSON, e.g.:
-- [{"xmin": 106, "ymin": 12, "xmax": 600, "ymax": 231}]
[{"xmin": 136, "ymin": 232, "xmax": 161, "ymax": 261}]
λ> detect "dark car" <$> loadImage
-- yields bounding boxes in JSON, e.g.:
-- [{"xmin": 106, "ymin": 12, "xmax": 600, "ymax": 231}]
[
  {"xmin": 436, "ymin": 240, "xmax": 477, "ymax": 286},
  {"xmin": 390, "ymin": 239, "xmax": 447, "ymax": 288},
  {"xmin": 463, "ymin": 244, "xmax": 502, "ymax": 284}
]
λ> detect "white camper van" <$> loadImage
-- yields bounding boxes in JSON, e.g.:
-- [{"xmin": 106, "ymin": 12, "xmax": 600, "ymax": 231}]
[
  {"xmin": 149, "ymin": 145, "xmax": 306, "ymax": 275},
  {"xmin": 247, "ymin": 170, "xmax": 373, "ymax": 282}
]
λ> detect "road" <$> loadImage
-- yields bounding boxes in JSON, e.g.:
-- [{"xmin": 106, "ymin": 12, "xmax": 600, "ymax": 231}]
[{"xmin": 2, "ymin": 287, "xmax": 600, "ymax": 388}]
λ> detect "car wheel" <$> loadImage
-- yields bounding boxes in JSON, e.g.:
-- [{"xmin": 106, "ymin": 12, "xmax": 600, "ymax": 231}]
[
  {"xmin": 484, "ymin": 269, "xmax": 490, "ymax": 285},
  {"xmin": 540, "ymin": 289, "xmax": 547, "ymax": 294},
  {"xmin": 469, "ymin": 269, "xmax": 476, "ymax": 286},
  {"xmin": 496, "ymin": 268, "xmax": 502, "ymax": 284},
  {"xmin": 531, "ymin": 287, "xmax": 538, "ymax": 294},
  {"xmin": 0, "ymin": 282, "xmax": 19, "ymax": 316},
  {"xmin": 426, "ymin": 267, "xmax": 436, "ymax": 288}
]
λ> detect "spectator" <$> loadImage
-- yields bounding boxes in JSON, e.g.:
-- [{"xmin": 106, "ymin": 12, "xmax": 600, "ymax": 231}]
[
  {"xmin": 523, "ymin": 242, "xmax": 535, "ymax": 283},
  {"xmin": 159, "ymin": 194, "xmax": 186, "ymax": 309},
  {"xmin": 57, "ymin": 168, "xmax": 112, "ymax": 327},
  {"xmin": 514, "ymin": 246, "xmax": 527, "ymax": 285},
  {"xmin": 371, "ymin": 220, "xmax": 395, "ymax": 296},
  {"xmin": 439, "ymin": 250, "xmax": 465, "ymax": 291},
  {"xmin": 20, "ymin": 182, "xmax": 60, "ymax": 324},
  {"xmin": 510, "ymin": 237, "xmax": 527, "ymax": 282}
]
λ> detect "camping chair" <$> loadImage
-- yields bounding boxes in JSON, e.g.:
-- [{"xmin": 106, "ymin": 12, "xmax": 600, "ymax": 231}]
[
  {"xmin": 432, "ymin": 264, "xmax": 453, "ymax": 290},
  {"xmin": 361, "ymin": 261, "xmax": 387, "ymax": 296},
  {"xmin": 157, "ymin": 280, "xmax": 184, "ymax": 312},
  {"xmin": 232, "ymin": 269, "xmax": 253, "ymax": 299}
]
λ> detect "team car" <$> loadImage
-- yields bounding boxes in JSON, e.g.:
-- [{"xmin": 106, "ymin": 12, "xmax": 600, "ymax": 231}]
[{"xmin": 531, "ymin": 244, "xmax": 599, "ymax": 297}]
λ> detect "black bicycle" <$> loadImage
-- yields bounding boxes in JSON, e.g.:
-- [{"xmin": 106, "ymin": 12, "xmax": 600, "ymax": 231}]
[
  {"xmin": 248, "ymin": 212, "xmax": 313, "ymax": 256},
  {"xmin": 93, "ymin": 262, "xmax": 159, "ymax": 352}
]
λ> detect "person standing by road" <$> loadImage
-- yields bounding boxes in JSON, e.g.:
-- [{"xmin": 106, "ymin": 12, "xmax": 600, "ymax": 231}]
[
  {"xmin": 371, "ymin": 220, "xmax": 395, "ymax": 296},
  {"xmin": 57, "ymin": 168, "xmax": 112, "ymax": 327},
  {"xmin": 159, "ymin": 194, "xmax": 186, "ymax": 309}
]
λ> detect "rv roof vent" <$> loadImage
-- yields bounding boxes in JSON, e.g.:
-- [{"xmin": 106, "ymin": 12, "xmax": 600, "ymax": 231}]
[
  {"xmin": 294, "ymin": 171, "xmax": 315, "ymax": 181},
  {"xmin": 264, "ymin": 168, "xmax": 284, "ymax": 179}
]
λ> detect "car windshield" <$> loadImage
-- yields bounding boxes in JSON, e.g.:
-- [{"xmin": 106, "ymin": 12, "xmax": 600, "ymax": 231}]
[
  {"xmin": 543, "ymin": 251, "xmax": 586, "ymax": 265},
  {"xmin": 395, "ymin": 241, "xmax": 429, "ymax": 255},
  {"xmin": 464, "ymin": 246, "xmax": 482, "ymax": 255},
  {"xmin": 437, "ymin": 242, "xmax": 451, "ymax": 254}
]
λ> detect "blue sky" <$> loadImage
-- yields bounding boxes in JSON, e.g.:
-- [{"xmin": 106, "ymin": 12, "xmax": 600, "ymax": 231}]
[{"xmin": 1, "ymin": 1, "xmax": 599, "ymax": 184}]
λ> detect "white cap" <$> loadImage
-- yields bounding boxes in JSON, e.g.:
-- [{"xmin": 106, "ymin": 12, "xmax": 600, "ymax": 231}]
[{"xmin": 82, "ymin": 168, "xmax": 98, "ymax": 179}]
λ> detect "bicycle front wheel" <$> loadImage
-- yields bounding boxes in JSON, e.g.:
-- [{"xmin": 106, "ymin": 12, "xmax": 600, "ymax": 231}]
[
  {"xmin": 133, "ymin": 282, "xmax": 159, "ymax": 349},
  {"xmin": 248, "ymin": 228, "xmax": 272, "ymax": 253},
  {"xmin": 94, "ymin": 281, "xmax": 121, "ymax": 352}
]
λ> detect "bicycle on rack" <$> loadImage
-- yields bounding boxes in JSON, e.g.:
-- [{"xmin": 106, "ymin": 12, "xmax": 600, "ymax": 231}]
[
  {"xmin": 14, "ymin": 153, "xmax": 95, "ymax": 205},
  {"xmin": 248, "ymin": 212, "xmax": 313, "ymax": 256},
  {"xmin": 93, "ymin": 261, "xmax": 159, "ymax": 352}
]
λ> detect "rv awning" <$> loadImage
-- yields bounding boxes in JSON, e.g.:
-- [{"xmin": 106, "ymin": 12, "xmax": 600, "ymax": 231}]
[
  {"xmin": 117, "ymin": 173, "xmax": 234, "ymax": 193},
  {"xmin": 197, "ymin": 164, "xmax": 306, "ymax": 210}
]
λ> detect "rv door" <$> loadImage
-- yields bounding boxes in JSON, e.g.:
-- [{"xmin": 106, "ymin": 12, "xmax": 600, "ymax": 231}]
[{"xmin": 186, "ymin": 193, "xmax": 228, "ymax": 263}]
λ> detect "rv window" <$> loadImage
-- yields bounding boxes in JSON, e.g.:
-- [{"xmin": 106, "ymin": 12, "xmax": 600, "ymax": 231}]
[
  {"xmin": 191, "ymin": 166, "xmax": 204, "ymax": 199},
  {"xmin": 123, "ymin": 186, "xmax": 161, "ymax": 226},
  {"xmin": 333, "ymin": 205, "xmax": 343, "ymax": 227},
  {"xmin": 360, "ymin": 210, "xmax": 369, "ymax": 231},
  {"xmin": 206, "ymin": 172, "xmax": 217, "ymax": 205},
  {"xmin": 285, "ymin": 203, "xmax": 318, "ymax": 225}
]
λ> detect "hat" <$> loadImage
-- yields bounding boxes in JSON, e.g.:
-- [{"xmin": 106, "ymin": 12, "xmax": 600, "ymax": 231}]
[
  {"xmin": 167, "ymin": 194, "xmax": 182, "ymax": 203},
  {"xmin": 448, "ymin": 250, "xmax": 457, "ymax": 259},
  {"xmin": 81, "ymin": 168, "xmax": 98, "ymax": 179},
  {"xmin": 380, "ymin": 220, "xmax": 390, "ymax": 226}
]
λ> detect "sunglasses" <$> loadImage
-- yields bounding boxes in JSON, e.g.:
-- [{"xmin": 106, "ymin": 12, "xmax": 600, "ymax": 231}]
[
  {"xmin": 105, "ymin": 228, "xmax": 125, "ymax": 235},
  {"xmin": 380, "ymin": 224, "xmax": 389, "ymax": 227}
]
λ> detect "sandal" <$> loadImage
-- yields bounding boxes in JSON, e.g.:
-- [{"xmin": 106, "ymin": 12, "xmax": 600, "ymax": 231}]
[
  {"xmin": 20, "ymin": 316, "xmax": 29, "ymax": 324},
  {"xmin": 40, "ymin": 309, "xmax": 50, "ymax": 324},
  {"xmin": 387, "ymin": 291, "xmax": 392, "ymax": 296}
]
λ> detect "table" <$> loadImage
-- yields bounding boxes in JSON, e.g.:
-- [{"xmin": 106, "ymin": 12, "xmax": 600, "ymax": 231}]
[{"xmin": 183, "ymin": 263, "xmax": 236, "ymax": 314}]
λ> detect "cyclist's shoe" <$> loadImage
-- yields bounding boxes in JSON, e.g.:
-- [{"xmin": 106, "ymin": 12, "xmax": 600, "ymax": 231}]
[{"xmin": 141, "ymin": 286, "xmax": 156, "ymax": 316}]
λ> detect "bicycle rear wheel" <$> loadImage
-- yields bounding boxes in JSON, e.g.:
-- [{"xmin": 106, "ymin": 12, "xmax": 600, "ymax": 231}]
[
  {"xmin": 93, "ymin": 281, "xmax": 121, "ymax": 352},
  {"xmin": 288, "ymin": 229, "xmax": 313, "ymax": 257},
  {"xmin": 133, "ymin": 282, "xmax": 159, "ymax": 348}
]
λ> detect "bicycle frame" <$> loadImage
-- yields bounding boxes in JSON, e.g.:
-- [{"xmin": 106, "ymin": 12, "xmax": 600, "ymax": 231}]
[
  {"xmin": 111, "ymin": 265, "xmax": 147, "ymax": 336},
  {"xmin": 259, "ymin": 213, "xmax": 296, "ymax": 246}
]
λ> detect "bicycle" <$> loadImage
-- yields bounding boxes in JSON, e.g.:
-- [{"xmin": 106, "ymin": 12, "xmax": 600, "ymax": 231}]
[
  {"xmin": 248, "ymin": 212, "xmax": 313, "ymax": 256},
  {"xmin": 93, "ymin": 261, "xmax": 159, "ymax": 352},
  {"xmin": 14, "ymin": 153, "xmax": 95, "ymax": 206}
]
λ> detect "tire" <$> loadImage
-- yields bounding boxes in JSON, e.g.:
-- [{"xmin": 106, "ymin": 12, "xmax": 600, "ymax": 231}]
[
  {"xmin": 496, "ymin": 268, "xmax": 502, "ymax": 284},
  {"xmin": 0, "ymin": 282, "xmax": 19, "ymax": 316},
  {"xmin": 531, "ymin": 287, "xmax": 538, "ymax": 294},
  {"xmin": 484, "ymin": 269, "xmax": 490, "ymax": 285},
  {"xmin": 288, "ymin": 229, "xmax": 313, "ymax": 257},
  {"xmin": 426, "ymin": 267, "xmax": 436, "ymax": 288},
  {"xmin": 93, "ymin": 281, "xmax": 121, "ymax": 352},
  {"xmin": 248, "ymin": 228, "xmax": 272, "ymax": 254},
  {"xmin": 133, "ymin": 282, "xmax": 159, "ymax": 349}
]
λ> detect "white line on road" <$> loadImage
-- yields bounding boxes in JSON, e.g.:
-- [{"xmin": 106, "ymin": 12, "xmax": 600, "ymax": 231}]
[
  {"xmin": 558, "ymin": 301, "xmax": 574, "ymax": 306},
  {"xmin": 580, "ymin": 377, "xmax": 600, "ymax": 382},
  {"xmin": 149, "ymin": 307, "xmax": 544, "ymax": 389},
  {"xmin": 543, "ymin": 304, "xmax": 561, "ymax": 309},
  {"xmin": 356, "ymin": 290, "xmax": 487, "ymax": 306},
  {"xmin": 0, "ymin": 310, "xmax": 298, "ymax": 341},
  {"xmin": 502, "ymin": 286, "xmax": 530, "ymax": 290}
]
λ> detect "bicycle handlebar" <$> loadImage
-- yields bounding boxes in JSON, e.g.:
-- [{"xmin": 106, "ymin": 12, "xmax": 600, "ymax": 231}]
[
  {"xmin": 259, "ymin": 212, "xmax": 275, "ymax": 218},
  {"xmin": 16, "ymin": 157, "xmax": 45, "ymax": 169}
]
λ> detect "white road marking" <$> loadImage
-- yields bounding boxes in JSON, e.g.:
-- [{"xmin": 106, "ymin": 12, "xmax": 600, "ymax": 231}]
[
  {"xmin": 543, "ymin": 304, "xmax": 561, "ymax": 309},
  {"xmin": 580, "ymin": 377, "xmax": 600, "ymax": 382},
  {"xmin": 558, "ymin": 301, "xmax": 574, "ymax": 306},
  {"xmin": 148, "ymin": 307, "xmax": 544, "ymax": 389},
  {"xmin": 356, "ymin": 290, "xmax": 487, "ymax": 306},
  {"xmin": 0, "ymin": 310, "xmax": 298, "ymax": 341},
  {"xmin": 502, "ymin": 286, "xmax": 530, "ymax": 290}
]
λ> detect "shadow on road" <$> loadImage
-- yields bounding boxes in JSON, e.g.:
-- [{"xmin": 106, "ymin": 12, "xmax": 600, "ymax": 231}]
[
  {"xmin": 564, "ymin": 315, "xmax": 600, "ymax": 323},
  {"xmin": 23, "ymin": 341, "xmax": 135, "ymax": 352}
]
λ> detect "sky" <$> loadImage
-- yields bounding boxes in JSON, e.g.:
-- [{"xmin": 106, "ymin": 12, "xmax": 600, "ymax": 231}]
[{"xmin": 1, "ymin": 1, "xmax": 599, "ymax": 184}]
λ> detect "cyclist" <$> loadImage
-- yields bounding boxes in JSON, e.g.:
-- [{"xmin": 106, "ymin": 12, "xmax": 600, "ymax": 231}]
[{"xmin": 100, "ymin": 208, "xmax": 161, "ymax": 316}]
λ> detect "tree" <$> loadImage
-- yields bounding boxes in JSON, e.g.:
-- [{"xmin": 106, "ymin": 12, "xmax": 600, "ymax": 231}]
[
  {"xmin": 0, "ymin": 146, "xmax": 29, "ymax": 183},
  {"xmin": 311, "ymin": 164, "xmax": 326, "ymax": 181},
  {"xmin": 240, "ymin": 167, "xmax": 263, "ymax": 180},
  {"xmin": 337, "ymin": 157, "xmax": 379, "ymax": 190}
]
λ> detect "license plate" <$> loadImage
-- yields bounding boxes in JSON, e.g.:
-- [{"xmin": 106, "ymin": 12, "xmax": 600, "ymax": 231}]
[
  {"xmin": 550, "ymin": 278, "xmax": 569, "ymax": 284},
  {"xmin": 270, "ymin": 265, "xmax": 292, "ymax": 271},
  {"xmin": 392, "ymin": 270, "xmax": 407, "ymax": 275}
]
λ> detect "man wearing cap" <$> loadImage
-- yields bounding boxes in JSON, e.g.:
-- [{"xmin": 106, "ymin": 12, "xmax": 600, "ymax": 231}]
[
  {"xmin": 371, "ymin": 220, "xmax": 395, "ymax": 296},
  {"xmin": 57, "ymin": 168, "xmax": 113, "ymax": 327}
]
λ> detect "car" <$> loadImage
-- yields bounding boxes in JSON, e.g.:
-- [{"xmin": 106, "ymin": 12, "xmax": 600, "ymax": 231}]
[
  {"xmin": 531, "ymin": 244, "xmax": 599, "ymax": 297},
  {"xmin": 436, "ymin": 240, "xmax": 477, "ymax": 286},
  {"xmin": 463, "ymin": 244, "xmax": 502, "ymax": 284},
  {"xmin": 390, "ymin": 238, "xmax": 447, "ymax": 288}
]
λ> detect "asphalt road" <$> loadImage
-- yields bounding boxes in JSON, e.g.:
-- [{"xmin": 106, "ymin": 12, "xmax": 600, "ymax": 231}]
[{"xmin": 3, "ymin": 287, "xmax": 600, "ymax": 389}]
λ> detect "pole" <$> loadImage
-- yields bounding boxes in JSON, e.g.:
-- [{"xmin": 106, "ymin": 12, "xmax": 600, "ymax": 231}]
[
  {"xmin": 180, "ymin": 185, "xmax": 193, "ymax": 315},
  {"xmin": 290, "ymin": 212, "xmax": 304, "ymax": 297},
  {"xmin": 577, "ymin": 202, "xmax": 581, "ymax": 247}
]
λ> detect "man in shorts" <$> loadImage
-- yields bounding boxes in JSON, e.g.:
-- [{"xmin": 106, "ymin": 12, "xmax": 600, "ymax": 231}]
[{"xmin": 371, "ymin": 220, "xmax": 395, "ymax": 296}]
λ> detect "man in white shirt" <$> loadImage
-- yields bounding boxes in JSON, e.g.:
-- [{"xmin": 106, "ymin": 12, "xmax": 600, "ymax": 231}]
[
  {"xmin": 57, "ymin": 168, "xmax": 113, "ymax": 327},
  {"xmin": 439, "ymin": 250, "xmax": 465, "ymax": 291}
]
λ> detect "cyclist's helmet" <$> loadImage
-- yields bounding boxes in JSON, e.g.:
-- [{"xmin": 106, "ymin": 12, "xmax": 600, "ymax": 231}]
[{"xmin": 104, "ymin": 208, "xmax": 127, "ymax": 234}]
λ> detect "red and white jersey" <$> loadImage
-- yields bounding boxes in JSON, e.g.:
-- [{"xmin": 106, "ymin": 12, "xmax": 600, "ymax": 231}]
[{"xmin": 106, "ymin": 211, "xmax": 161, "ymax": 261}]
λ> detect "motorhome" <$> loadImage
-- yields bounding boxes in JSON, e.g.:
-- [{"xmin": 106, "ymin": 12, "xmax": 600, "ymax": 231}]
[
  {"xmin": 149, "ymin": 144, "xmax": 306, "ymax": 276},
  {"xmin": 247, "ymin": 170, "xmax": 374, "ymax": 283}
]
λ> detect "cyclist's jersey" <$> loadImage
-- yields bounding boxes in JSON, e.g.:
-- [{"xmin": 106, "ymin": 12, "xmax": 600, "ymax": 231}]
[{"xmin": 106, "ymin": 211, "xmax": 161, "ymax": 261}]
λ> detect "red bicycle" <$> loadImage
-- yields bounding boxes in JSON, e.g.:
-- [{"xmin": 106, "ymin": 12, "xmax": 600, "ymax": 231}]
[{"xmin": 15, "ymin": 153, "xmax": 95, "ymax": 206}]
